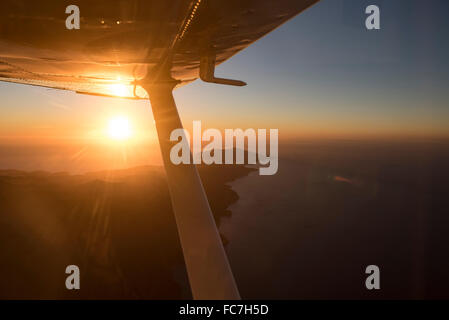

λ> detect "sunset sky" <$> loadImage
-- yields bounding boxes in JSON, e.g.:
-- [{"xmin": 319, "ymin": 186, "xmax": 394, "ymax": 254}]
[{"xmin": 0, "ymin": 0, "xmax": 448, "ymax": 171}]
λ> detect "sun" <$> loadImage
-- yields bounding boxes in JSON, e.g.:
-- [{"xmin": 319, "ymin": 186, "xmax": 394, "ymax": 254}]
[
  {"xmin": 109, "ymin": 83, "xmax": 129, "ymax": 97},
  {"xmin": 107, "ymin": 116, "xmax": 132, "ymax": 141}
]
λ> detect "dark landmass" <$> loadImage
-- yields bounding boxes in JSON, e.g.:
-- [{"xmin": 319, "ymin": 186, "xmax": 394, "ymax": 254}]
[
  {"xmin": 2, "ymin": 140, "xmax": 449, "ymax": 299},
  {"xmin": 0, "ymin": 164, "xmax": 254, "ymax": 299}
]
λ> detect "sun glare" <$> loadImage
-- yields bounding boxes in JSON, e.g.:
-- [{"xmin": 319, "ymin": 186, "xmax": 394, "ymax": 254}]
[
  {"xmin": 108, "ymin": 116, "xmax": 132, "ymax": 141},
  {"xmin": 109, "ymin": 83, "xmax": 129, "ymax": 97}
]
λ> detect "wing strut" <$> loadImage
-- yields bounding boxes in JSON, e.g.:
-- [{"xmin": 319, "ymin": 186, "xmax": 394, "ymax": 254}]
[{"xmin": 141, "ymin": 76, "xmax": 240, "ymax": 300}]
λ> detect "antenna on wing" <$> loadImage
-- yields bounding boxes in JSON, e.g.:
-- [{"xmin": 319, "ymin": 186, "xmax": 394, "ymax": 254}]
[{"xmin": 200, "ymin": 49, "xmax": 246, "ymax": 86}]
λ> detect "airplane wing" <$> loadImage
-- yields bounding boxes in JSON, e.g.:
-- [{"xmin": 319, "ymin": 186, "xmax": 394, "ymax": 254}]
[
  {"xmin": 0, "ymin": 0, "xmax": 318, "ymax": 98},
  {"xmin": 0, "ymin": 0, "xmax": 320, "ymax": 300}
]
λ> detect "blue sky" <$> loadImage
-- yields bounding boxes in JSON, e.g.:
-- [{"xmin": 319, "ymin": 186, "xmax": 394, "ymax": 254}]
[{"xmin": 175, "ymin": 0, "xmax": 449, "ymax": 137}]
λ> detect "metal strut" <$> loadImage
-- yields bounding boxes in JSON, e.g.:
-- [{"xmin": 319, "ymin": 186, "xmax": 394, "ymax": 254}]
[{"xmin": 140, "ymin": 76, "xmax": 240, "ymax": 300}]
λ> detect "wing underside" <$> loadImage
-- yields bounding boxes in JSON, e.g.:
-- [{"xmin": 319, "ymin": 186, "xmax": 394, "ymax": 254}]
[{"xmin": 0, "ymin": 0, "xmax": 318, "ymax": 98}]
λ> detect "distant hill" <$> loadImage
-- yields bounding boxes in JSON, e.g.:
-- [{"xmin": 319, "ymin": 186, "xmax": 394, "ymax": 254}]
[{"xmin": 0, "ymin": 164, "xmax": 254, "ymax": 299}]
